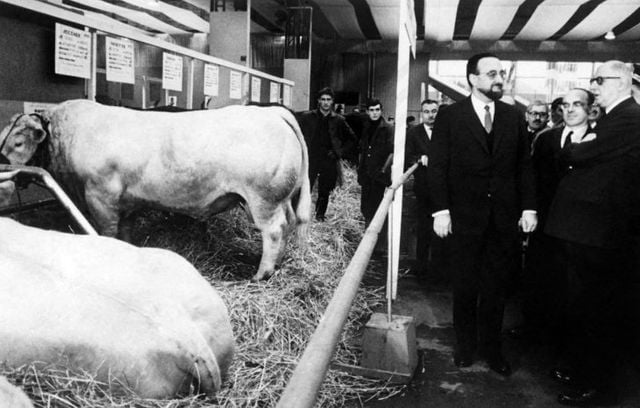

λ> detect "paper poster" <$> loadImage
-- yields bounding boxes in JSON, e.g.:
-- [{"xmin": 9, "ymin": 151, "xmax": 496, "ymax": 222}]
[
  {"xmin": 54, "ymin": 23, "xmax": 92, "ymax": 79},
  {"xmin": 204, "ymin": 64, "xmax": 219, "ymax": 96},
  {"xmin": 229, "ymin": 71, "xmax": 242, "ymax": 99},
  {"xmin": 106, "ymin": 37, "xmax": 134, "ymax": 84},
  {"xmin": 162, "ymin": 52, "xmax": 183, "ymax": 91},
  {"xmin": 251, "ymin": 77, "xmax": 261, "ymax": 102},
  {"xmin": 270, "ymin": 82, "xmax": 280, "ymax": 103},
  {"xmin": 283, "ymin": 85, "xmax": 291, "ymax": 107}
]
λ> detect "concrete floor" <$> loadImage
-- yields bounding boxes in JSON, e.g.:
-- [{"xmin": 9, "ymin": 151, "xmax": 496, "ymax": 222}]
[{"xmin": 359, "ymin": 266, "xmax": 640, "ymax": 408}]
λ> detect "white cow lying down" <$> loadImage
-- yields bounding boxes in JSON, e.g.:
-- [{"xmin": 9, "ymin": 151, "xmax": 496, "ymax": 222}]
[
  {"xmin": 0, "ymin": 100, "xmax": 311, "ymax": 281},
  {"xmin": 0, "ymin": 376, "xmax": 33, "ymax": 408},
  {"xmin": 0, "ymin": 217, "xmax": 234, "ymax": 399}
]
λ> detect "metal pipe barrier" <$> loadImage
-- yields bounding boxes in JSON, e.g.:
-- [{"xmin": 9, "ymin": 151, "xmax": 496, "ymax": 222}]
[
  {"xmin": 277, "ymin": 162, "xmax": 419, "ymax": 408},
  {"xmin": 0, "ymin": 164, "xmax": 98, "ymax": 235}
]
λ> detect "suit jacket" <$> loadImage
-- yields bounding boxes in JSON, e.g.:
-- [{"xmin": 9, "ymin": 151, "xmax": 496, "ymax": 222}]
[
  {"xmin": 297, "ymin": 110, "xmax": 356, "ymax": 163},
  {"xmin": 531, "ymin": 126, "xmax": 571, "ymax": 226},
  {"xmin": 358, "ymin": 119, "xmax": 394, "ymax": 186},
  {"xmin": 427, "ymin": 97, "xmax": 536, "ymax": 236},
  {"xmin": 405, "ymin": 124, "xmax": 431, "ymax": 200},
  {"xmin": 545, "ymin": 97, "xmax": 640, "ymax": 248}
]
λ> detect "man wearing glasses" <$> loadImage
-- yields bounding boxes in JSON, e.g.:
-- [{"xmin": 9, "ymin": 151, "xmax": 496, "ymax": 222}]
[
  {"xmin": 428, "ymin": 53, "xmax": 537, "ymax": 376},
  {"xmin": 545, "ymin": 61, "xmax": 640, "ymax": 406},
  {"xmin": 525, "ymin": 100, "xmax": 549, "ymax": 146}
]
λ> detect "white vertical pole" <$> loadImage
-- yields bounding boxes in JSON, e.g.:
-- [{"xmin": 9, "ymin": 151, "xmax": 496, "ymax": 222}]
[
  {"xmin": 388, "ymin": 0, "xmax": 413, "ymax": 304},
  {"xmin": 186, "ymin": 58, "xmax": 194, "ymax": 109},
  {"xmin": 87, "ymin": 30, "xmax": 97, "ymax": 101}
]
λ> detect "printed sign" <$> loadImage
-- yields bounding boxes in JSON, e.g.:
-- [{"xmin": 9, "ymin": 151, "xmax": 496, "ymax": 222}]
[
  {"xmin": 106, "ymin": 37, "xmax": 134, "ymax": 84},
  {"xmin": 283, "ymin": 85, "xmax": 291, "ymax": 107},
  {"xmin": 162, "ymin": 52, "xmax": 183, "ymax": 91},
  {"xmin": 203, "ymin": 64, "xmax": 219, "ymax": 96},
  {"xmin": 229, "ymin": 71, "xmax": 242, "ymax": 99},
  {"xmin": 270, "ymin": 82, "xmax": 280, "ymax": 103},
  {"xmin": 55, "ymin": 23, "xmax": 91, "ymax": 79},
  {"xmin": 251, "ymin": 77, "xmax": 261, "ymax": 102}
]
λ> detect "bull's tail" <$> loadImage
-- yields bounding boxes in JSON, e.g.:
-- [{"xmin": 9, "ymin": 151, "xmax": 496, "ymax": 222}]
[{"xmin": 280, "ymin": 109, "xmax": 311, "ymax": 246}]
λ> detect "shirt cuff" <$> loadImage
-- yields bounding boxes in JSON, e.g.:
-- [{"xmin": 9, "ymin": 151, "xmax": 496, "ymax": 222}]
[
  {"xmin": 432, "ymin": 209, "xmax": 450, "ymax": 217},
  {"xmin": 522, "ymin": 210, "xmax": 537, "ymax": 216}
]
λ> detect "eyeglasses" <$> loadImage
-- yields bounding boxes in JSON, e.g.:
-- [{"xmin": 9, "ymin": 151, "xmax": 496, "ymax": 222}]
[
  {"xmin": 477, "ymin": 70, "xmax": 507, "ymax": 80},
  {"xmin": 589, "ymin": 76, "xmax": 621, "ymax": 85},
  {"xmin": 527, "ymin": 111, "xmax": 548, "ymax": 118}
]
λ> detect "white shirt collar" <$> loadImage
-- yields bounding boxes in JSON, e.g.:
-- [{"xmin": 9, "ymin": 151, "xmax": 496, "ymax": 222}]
[
  {"xmin": 423, "ymin": 123, "xmax": 432, "ymax": 139},
  {"xmin": 605, "ymin": 96, "xmax": 632, "ymax": 114},
  {"xmin": 471, "ymin": 94, "xmax": 495, "ymax": 123},
  {"xmin": 561, "ymin": 123, "xmax": 589, "ymax": 146}
]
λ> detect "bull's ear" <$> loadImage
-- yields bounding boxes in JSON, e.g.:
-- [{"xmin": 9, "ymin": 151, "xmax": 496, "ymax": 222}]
[{"xmin": 33, "ymin": 128, "xmax": 47, "ymax": 143}]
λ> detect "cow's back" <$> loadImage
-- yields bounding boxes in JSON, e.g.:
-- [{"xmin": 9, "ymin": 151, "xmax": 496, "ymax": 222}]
[
  {"xmin": 45, "ymin": 100, "xmax": 306, "ymax": 216},
  {"xmin": 0, "ymin": 217, "xmax": 234, "ymax": 398}
]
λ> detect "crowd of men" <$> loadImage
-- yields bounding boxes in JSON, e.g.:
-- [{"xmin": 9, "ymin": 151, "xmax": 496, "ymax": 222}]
[{"xmin": 299, "ymin": 56, "xmax": 640, "ymax": 406}]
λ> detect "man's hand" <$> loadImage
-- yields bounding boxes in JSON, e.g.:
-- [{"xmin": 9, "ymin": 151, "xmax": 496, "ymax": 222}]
[
  {"xmin": 433, "ymin": 213, "xmax": 452, "ymax": 238},
  {"xmin": 419, "ymin": 155, "xmax": 428, "ymax": 166},
  {"xmin": 520, "ymin": 211, "xmax": 538, "ymax": 233}
]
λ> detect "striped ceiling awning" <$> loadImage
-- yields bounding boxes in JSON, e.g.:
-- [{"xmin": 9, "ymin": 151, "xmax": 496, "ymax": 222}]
[{"xmin": 39, "ymin": 0, "xmax": 640, "ymax": 44}]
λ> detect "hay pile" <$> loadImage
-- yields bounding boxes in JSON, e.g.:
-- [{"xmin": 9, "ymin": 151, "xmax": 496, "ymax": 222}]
[{"xmin": 2, "ymin": 166, "xmax": 405, "ymax": 407}]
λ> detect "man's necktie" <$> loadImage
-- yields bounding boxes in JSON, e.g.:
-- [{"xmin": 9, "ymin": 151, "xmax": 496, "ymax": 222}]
[
  {"xmin": 562, "ymin": 131, "xmax": 573, "ymax": 148},
  {"xmin": 484, "ymin": 105, "xmax": 492, "ymax": 134}
]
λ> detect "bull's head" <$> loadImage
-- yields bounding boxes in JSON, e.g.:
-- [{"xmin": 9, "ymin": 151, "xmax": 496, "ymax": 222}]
[{"xmin": 0, "ymin": 114, "xmax": 48, "ymax": 165}]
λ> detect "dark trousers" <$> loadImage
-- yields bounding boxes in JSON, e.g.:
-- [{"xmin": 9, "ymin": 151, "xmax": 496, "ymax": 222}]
[
  {"xmin": 360, "ymin": 176, "xmax": 387, "ymax": 251},
  {"xmin": 309, "ymin": 157, "xmax": 338, "ymax": 219},
  {"xmin": 564, "ymin": 242, "xmax": 633, "ymax": 389},
  {"xmin": 521, "ymin": 231, "xmax": 569, "ymax": 347},
  {"xmin": 414, "ymin": 192, "xmax": 433, "ymax": 269},
  {"xmin": 450, "ymin": 221, "xmax": 517, "ymax": 358}
]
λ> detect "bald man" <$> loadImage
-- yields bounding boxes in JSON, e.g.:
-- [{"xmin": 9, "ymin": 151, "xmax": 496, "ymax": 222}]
[{"xmin": 546, "ymin": 61, "xmax": 640, "ymax": 406}]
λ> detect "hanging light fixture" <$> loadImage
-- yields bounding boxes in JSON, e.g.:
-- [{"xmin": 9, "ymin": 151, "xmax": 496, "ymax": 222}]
[{"xmin": 604, "ymin": 30, "xmax": 616, "ymax": 40}]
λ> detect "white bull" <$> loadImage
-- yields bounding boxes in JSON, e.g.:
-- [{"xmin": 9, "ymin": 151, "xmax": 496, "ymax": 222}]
[
  {"xmin": 0, "ymin": 100, "xmax": 311, "ymax": 280},
  {"xmin": 0, "ymin": 217, "xmax": 234, "ymax": 399}
]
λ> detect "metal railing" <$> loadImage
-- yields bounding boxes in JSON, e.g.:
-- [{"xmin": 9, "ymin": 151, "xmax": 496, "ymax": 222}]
[
  {"xmin": 277, "ymin": 162, "xmax": 419, "ymax": 408},
  {"xmin": 0, "ymin": 164, "xmax": 97, "ymax": 235}
]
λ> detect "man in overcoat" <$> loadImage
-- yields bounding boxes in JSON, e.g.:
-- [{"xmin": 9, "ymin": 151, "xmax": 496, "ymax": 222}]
[{"xmin": 427, "ymin": 53, "xmax": 537, "ymax": 376}]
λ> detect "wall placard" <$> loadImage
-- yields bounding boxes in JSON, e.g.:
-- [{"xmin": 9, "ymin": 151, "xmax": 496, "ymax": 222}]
[
  {"xmin": 229, "ymin": 71, "xmax": 242, "ymax": 99},
  {"xmin": 106, "ymin": 37, "xmax": 134, "ymax": 84},
  {"xmin": 54, "ymin": 23, "xmax": 91, "ymax": 79},
  {"xmin": 203, "ymin": 64, "xmax": 219, "ymax": 96},
  {"xmin": 251, "ymin": 77, "xmax": 261, "ymax": 102},
  {"xmin": 270, "ymin": 82, "xmax": 280, "ymax": 103},
  {"xmin": 162, "ymin": 53, "xmax": 183, "ymax": 91},
  {"xmin": 283, "ymin": 85, "xmax": 291, "ymax": 107}
]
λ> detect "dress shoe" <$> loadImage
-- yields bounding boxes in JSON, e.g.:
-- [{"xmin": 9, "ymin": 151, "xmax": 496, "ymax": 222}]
[
  {"xmin": 550, "ymin": 367, "xmax": 577, "ymax": 385},
  {"xmin": 453, "ymin": 353, "xmax": 473, "ymax": 368},
  {"xmin": 557, "ymin": 388, "xmax": 618, "ymax": 406},
  {"xmin": 488, "ymin": 355, "xmax": 512, "ymax": 376}
]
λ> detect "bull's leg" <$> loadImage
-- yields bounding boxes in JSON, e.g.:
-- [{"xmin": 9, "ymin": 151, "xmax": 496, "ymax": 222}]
[
  {"xmin": 84, "ymin": 187, "xmax": 121, "ymax": 237},
  {"xmin": 249, "ymin": 202, "xmax": 288, "ymax": 281}
]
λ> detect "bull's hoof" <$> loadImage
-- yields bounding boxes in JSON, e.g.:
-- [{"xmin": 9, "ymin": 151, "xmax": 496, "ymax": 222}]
[{"xmin": 251, "ymin": 270, "xmax": 274, "ymax": 282}]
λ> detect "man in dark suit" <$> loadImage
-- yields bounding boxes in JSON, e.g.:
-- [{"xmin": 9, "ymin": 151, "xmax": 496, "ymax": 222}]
[
  {"xmin": 405, "ymin": 99, "xmax": 439, "ymax": 278},
  {"xmin": 545, "ymin": 61, "xmax": 640, "ymax": 406},
  {"xmin": 516, "ymin": 88, "xmax": 593, "ymax": 346},
  {"xmin": 525, "ymin": 100, "xmax": 550, "ymax": 146},
  {"xmin": 428, "ymin": 53, "xmax": 537, "ymax": 376},
  {"xmin": 357, "ymin": 98, "xmax": 394, "ymax": 232},
  {"xmin": 298, "ymin": 87, "xmax": 356, "ymax": 221}
]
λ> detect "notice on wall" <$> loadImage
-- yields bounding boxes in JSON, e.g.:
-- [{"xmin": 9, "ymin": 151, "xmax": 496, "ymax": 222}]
[
  {"xmin": 251, "ymin": 77, "xmax": 261, "ymax": 102},
  {"xmin": 270, "ymin": 82, "xmax": 280, "ymax": 103},
  {"xmin": 203, "ymin": 64, "xmax": 219, "ymax": 96},
  {"xmin": 162, "ymin": 52, "xmax": 183, "ymax": 91},
  {"xmin": 106, "ymin": 37, "xmax": 134, "ymax": 84},
  {"xmin": 54, "ymin": 23, "xmax": 92, "ymax": 79},
  {"xmin": 229, "ymin": 71, "xmax": 242, "ymax": 99},
  {"xmin": 283, "ymin": 85, "xmax": 291, "ymax": 107},
  {"xmin": 23, "ymin": 102, "xmax": 57, "ymax": 116}
]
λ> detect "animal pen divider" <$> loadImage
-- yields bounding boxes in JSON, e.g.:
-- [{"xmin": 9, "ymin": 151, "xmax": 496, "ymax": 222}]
[{"xmin": 278, "ymin": 162, "xmax": 420, "ymax": 408}]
